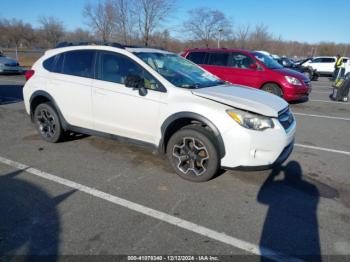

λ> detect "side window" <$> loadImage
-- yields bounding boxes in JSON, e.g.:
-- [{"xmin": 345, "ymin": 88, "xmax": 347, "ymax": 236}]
[
  {"xmin": 52, "ymin": 54, "xmax": 64, "ymax": 73},
  {"xmin": 187, "ymin": 52, "xmax": 207, "ymax": 64},
  {"xmin": 322, "ymin": 58, "xmax": 335, "ymax": 63},
  {"xmin": 43, "ymin": 56, "xmax": 55, "ymax": 71},
  {"xmin": 207, "ymin": 52, "xmax": 229, "ymax": 66},
  {"xmin": 98, "ymin": 52, "xmax": 163, "ymax": 91},
  {"xmin": 61, "ymin": 50, "xmax": 95, "ymax": 78},
  {"xmin": 312, "ymin": 58, "xmax": 322, "ymax": 63},
  {"xmin": 229, "ymin": 52, "xmax": 255, "ymax": 69}
]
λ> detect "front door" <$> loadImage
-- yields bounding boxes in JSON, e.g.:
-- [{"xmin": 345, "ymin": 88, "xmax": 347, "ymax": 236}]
[
  {"xmin": 227, "ymin": 52, "xmax": 262, "ymax": 88},
  {"xmin": 92, "ymin": 51, "xmax": 165, "ymax": 144}
]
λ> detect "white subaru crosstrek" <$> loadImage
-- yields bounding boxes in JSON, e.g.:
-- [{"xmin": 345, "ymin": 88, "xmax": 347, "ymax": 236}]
[{"xmin": 23, "ymin": 42, "xmax": 296, "ymax": 182}]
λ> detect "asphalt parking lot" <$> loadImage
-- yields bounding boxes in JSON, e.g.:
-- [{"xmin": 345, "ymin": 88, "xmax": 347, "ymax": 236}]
[{"xmin": 1, "ymin": 75, "xmax": 350, "ymax": 261}]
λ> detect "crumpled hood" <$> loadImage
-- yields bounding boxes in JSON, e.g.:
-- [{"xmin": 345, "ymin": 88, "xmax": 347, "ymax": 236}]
[
  {"xmin": 192, "ymin": 84, "xmax": 288, "ymax": 117},
  {"xmin": 0, "ymin": 56, "xmax": 18, "ymax": 66}
]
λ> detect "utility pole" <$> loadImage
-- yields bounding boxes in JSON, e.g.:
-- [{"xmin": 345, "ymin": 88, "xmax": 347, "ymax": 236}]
[{"xmin": 218, "ymin": 28, "xmax": 223, "ymax": 48}]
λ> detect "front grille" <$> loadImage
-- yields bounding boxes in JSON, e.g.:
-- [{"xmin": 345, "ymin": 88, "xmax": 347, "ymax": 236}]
[{"xmin": 278, "ymin": 107, "xmax": 294, "ymax": 131}]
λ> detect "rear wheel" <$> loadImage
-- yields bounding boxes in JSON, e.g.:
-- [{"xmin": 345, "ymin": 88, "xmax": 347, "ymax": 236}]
[
  {"xmin": 34, "ymin": 102, "xmax": 64, "ymax": 143},
  {"xmin": 167, "ymin": 126, "xmax": 220, "ymax": 182},
  {"xmin": 262, "ymin": 83, "xmax": 283, "ymax": 98}
]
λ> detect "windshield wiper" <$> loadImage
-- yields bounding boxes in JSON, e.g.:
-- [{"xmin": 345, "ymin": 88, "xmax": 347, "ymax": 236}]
[{"xmin": 180, "ymin": 84, "xmax": 200, "ymax": 89}]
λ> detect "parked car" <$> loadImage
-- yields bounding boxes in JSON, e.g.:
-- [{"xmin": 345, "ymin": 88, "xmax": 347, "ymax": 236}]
[
  {"xmin": 182, "ymin": 48, "xmax": 311, "ymax": 101},
  {"xmin": 301, "ymin": 56, "xmax": 336, "ymax": 76},
  {"xmin": 275, "ymin": 56, "xmax": 319, "ymax": 81},
  {"xmin": 0, "ymin": 51, "xmax": 23, "ymax": 74},
  {"xmin": 23, "ymin": 42, "xmax": 295, "ymax": 182}
]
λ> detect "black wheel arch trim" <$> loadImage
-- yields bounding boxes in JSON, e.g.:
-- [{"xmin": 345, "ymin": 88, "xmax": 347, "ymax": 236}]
[
  {"xmin": 159, "ymin": 112, "xmax": 226, "ymax": 158},
  {"xmin": 29, "ymin": 90, "xmax": 69, "ymax": 130}
]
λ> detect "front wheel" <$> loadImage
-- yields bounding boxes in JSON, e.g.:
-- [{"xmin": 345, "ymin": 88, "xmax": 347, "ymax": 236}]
[
  {"xmin": 167, "ymin": 126, "xmax": 220, "ymax": 182},
  {"xmin": 262, "ymin": 83, "xmax": 283, "ymax": 98}
]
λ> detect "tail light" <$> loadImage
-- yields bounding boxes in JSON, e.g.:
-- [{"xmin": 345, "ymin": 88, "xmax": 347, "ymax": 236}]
[{"xmin": 25, "ymin": 70, "xmax": 35, "ymax": 81}]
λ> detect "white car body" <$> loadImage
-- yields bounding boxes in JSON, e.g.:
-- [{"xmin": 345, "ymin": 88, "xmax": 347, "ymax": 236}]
[
  {"xmin": 342, "ymin": 58, "xmax": 350, "ymax": 75},
  {"xmin": 302, "ymin": 56, "xmax": 336, "ymax": 75},
  {"xmin": 23, "ymin": 45, "xmax": 296, "ymax": 170}
]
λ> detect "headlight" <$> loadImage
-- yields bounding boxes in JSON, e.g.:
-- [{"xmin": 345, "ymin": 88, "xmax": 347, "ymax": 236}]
[
  {"xmin": 285, "ymin": 76, "xmax": 302, "ymax": 86},
  {"xmin": 226, "ymin": 109, "xmax": 274, "ymax": 131}
]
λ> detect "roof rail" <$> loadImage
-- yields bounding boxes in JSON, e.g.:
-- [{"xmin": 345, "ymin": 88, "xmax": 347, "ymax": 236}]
[
  {"xmin": 55, "ymin": 41, "xmax": 125, "ymax": 49},
  {"xmin": 55, "ymin": 41, "xmax": 169, "ymax": 51},
  {"xmin": 124, "ymin": 44, "xmax": 168, "ymax": 51}
]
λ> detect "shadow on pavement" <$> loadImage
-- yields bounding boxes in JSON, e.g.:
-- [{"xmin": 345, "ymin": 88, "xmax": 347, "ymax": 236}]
[
  {"xmin": 288, "ymin": 97, "xmax": 310, "ymax": 105},
  {"xmin": 257, "ymin": 161, "xmax": 321, "ymax": 262},
  {"xmin": 0, "ymin": 168, "xmax": 76, "ymax": 260},
  {"xmin": 0, "ymin": 84, "xmax": 23, "ymax": 105}
]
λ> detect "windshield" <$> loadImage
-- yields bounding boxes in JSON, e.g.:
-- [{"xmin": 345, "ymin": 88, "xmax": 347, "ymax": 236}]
[
  {"xmin": 252, "ymin": 52, "xmax": 283, "ymax": 70},
  {"xmin": 134, "ymin": 52, "xmax": 225, "ymax": 88}
]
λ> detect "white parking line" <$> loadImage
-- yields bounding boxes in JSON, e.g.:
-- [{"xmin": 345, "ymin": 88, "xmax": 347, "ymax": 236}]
[
  {"xmin": 309, "ymin": 99, "xmax": 350, "ymax": 104},
  {"xmin": 311, "ymin": 91, "xmax": 331, "ymax": 94},
  {"xmin": 295, "ymin": 144, "xmax": 350, "ymax": 156},
  {"xmin": 293, "ymin": 112, "xmax": 350, "ymax": 121},
  {"xmin": 0, "ymin": 155, "xmax": 303, "ymax": 262}
]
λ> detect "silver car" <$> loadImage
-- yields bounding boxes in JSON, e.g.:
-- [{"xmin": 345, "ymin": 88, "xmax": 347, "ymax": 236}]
[{"xmin": 0, "ymin": 51, "xmax": 23, "ymax": 74}]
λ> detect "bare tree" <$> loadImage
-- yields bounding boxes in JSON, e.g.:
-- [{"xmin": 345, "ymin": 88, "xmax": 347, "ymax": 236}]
[
  {"xmin": 235, "ymin": 24, "xmax": 250, "ymax": 49},
  {"xmin": 113, "ymin": 0, "xmax": 136, "ymax": 44},
  {"xmin": 183, "ymin": 8, "xmax": 231, "ymax": 47},
  {"xmin": 248, "ymin": 23, "xmax": 272, "ymax": 50},
  {"xmin": 38, "ymin": 16, "xmax": 65, "ymax": 47},
  {"xmin": 133, "ymin": 0, "xmax": 174, "ymax": 46},
  {"xmin": 1, "ymin": 19, "xmax": 35, "ymax": 58},
  {"xmin": 64, "ymin": 28, "xmax": 95, "ymax": 42},
  {"xmin": 83, "ymin": 0, "xmax": 116, "ymax": 42}
]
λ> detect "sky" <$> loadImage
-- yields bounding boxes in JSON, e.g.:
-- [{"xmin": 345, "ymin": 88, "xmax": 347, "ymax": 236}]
[{"xmin": 0, "ymin": 0, "xmax": 349, "ymax": 44}]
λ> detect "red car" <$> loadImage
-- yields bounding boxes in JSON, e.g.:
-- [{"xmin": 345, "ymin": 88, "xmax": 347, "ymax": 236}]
[{"xmin": 182, "ymin": 48, "xmax": 311, "ymax": 101}]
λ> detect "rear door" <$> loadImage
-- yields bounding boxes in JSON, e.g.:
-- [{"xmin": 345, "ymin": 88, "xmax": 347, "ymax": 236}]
[
  {"xmin": 46, "ymin": 50, "xmax": 95, "ymax": 129},
  {"xmin": 200, "ymin": 52, "xmax": 231, "ymax": 81},
  {"xmin": 322, "ymin": 57, "xmax": 336, "ymax": 73}
]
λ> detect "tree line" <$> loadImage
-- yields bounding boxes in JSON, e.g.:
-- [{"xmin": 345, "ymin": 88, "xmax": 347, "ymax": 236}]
[{"xmin": 1, "ymin": 0, "xmax": 349, "ymax": 58}]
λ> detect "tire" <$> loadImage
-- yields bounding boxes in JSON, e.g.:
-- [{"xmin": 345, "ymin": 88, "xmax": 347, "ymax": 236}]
[
  {"xmin": 262, "ymin": 83, "xmax": 283, "ymax": 97},
  {"xmin": 167, "ymin": 126, "xmax": 220, "ymax": 182},
  {"xmin": 33, "ymin": 102, "xmax": 64, "ymax": 143}
]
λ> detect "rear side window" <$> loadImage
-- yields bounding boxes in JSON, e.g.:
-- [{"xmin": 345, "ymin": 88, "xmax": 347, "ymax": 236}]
[
  {"xmin": 61, "ymin": 50, "xmax": 95, "ymax": 78},
  {"xmin": 207, "ymin": 52, "xmax": 229, "ymax": 66},
  {"xmin": 322, "ymin": 58, "xmax": 335, "ymax": 63},
  {"xmin": 187, "ymin": 52, "xmax": 207, "ymax": 64},
  {"xmin": 43, "ymin": 56, "xmax": 55, "ymax": 71},
  {"xmin": 312, "ymin": 58, "xmax": 322, "ymax": 63},
  {"xmin": 53, "ymin": 54, "xmax": 64, "ymax": 73}
]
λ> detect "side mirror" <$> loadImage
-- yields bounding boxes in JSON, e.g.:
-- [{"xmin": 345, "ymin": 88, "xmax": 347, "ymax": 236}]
[
  {"xmin": 125, "ymin": 74, "xmax": 143, "ymax": 88},
  {"xmin": 124, "ymin": 74, "xmax": 148, "ymax": 96},
  {"xmin": 249, "ymin": 63, "xmax": 258, "ymax": 70}
]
